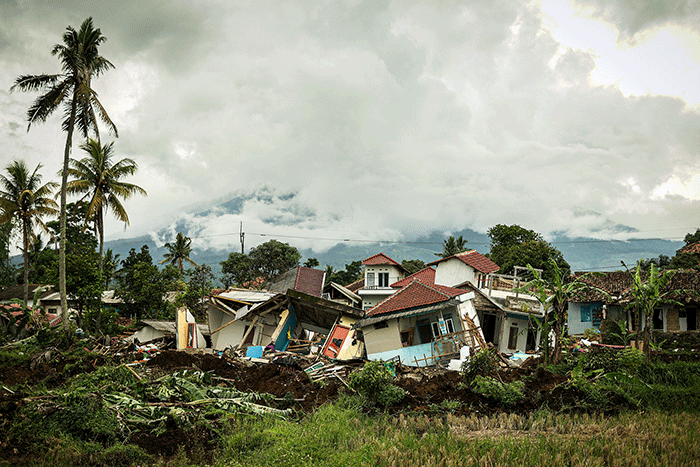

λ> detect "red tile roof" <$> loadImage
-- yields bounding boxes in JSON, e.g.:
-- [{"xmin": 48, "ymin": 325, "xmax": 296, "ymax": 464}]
[
  {"xmin": 362, "ymin": 253, "xmax": 402, "ymax": 267},
  {"xmin": 391, "ymin": 267, "xmax": 435, "ymax": 288},
  {"xmin": 366, "ymin": 280, "xmax": 466, "ymax": 317},
  {"xmin": 345, "ymin": 278, "xmax": 364, "ymax": 292},
  {"xmin": 678, "ymin": 241, "xmax": 700, "ymax": 256},
  {"xmin": 294, "ymin": 267, "xmax": 325, "ymax": 297},
  {"xmin": 427, "ymin": 250, "xmax": 500, "ymax": 274}
]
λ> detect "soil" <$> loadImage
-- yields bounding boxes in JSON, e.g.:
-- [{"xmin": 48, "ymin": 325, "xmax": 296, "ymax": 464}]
[{"xmin": 0, "ymin": 346, "xmax": 690, "ymax": 461}]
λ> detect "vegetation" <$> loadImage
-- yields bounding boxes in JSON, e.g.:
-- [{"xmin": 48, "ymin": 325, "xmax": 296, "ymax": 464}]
[
  {"xmin": 66, "ymin": 138, "xmax": 146, "ymax": 272},
  {"xmin": 0, "ymin": 160, "xmax": 58, "ymax": 303},
  {"xmin": 324, "ymin": 260, "xmax": 363, "ymax": 286},
  {"xmin": 622, "ymin": 261, "xmax": 681, "ymax": 359},
  {"xmin": 519, "ymin": 260, "xmax": 609, "ymax": 365},
  {"xmin": 348, "ymin": 360, "xmax": 405, "ymax": 408},
  {"xmin": 115, "ymin": 245, "xmax": 181, "ymax": 320},
  {"xmin": 11, "ymin": 17, "xmax": 118, "ymax": 329},
  {"xmin": 487, "ymin": 224, "xmax": 570, "ymax": 281},
  {"xmin": 435, "ymin": 235, "xmax": 468, "ymax": 258},
  {"xmin": 221, "ymin": 239, "xmax": 301, "ymax": 287},
  {"xmin": 160, "ymin": 232, "xmax": 198, "ymax": 273},
  {"xmin": 401, "ymin": 259, "xmax": 426, "ymax": 275}
]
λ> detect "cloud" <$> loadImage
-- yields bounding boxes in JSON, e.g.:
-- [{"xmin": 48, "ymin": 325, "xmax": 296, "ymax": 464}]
[{"xmin": 1, "ymin": 0, "xmax": 699, "ymax": 257}]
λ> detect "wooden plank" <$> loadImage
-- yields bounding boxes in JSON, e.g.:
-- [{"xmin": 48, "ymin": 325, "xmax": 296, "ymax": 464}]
[{"xmin": 238, "ymin": 316, "xmax": 259, "ymax": 347}]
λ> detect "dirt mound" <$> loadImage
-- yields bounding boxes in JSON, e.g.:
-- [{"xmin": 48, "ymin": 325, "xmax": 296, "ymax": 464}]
[{"xmin": 146, "ymin": 350, "xmax": 340, "ymax": 411}]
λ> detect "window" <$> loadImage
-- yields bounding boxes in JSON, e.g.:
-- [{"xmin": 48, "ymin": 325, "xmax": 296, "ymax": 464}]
[
  {"xmin": 508, "ymin": 326, "xmax": 519, "ymax": 350},
  {"xmin": 366, "ymin": 273, "xmax": 375, "ymax": 287},
  {"xmin": 653, "ymin": 308, "xmax": 664, "ymax": 330},
  {"xmin": 373, "ymin": 321, "xmax": 389, "ymax": 330},
  {"xmin": 378, "ymin": 272, "xmax": 389, "ymax": 287},
  {"xmin": 431, "ymin": 321, "xmax": 440, "ymax": 337},
  {"xmin": 443, "ymin": 313, "xmax": 455, "ymax": 334},
  {"xmin": 581, "ymin": 305, "xmax": 592, "ymax": 322},
  {"xmin": 417, "ymin": 318, "xmax": 433, "ymax": 344}
]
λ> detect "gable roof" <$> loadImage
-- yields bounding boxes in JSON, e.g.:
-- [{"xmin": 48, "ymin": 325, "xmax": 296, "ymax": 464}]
[
  {"xmin": 391, "ymin": 267, "xmax": 436, "ymax": 288},
  {"xmin": 0, "ymin": 284, "xmax": 53, "ymax": 301},
  {"xmin": 362, "ymin": 253, "xmax": 404, "ymax": 269},
  {"xmin": 427, "ymin": 250, "xmax": 500, "ymax": 274},
  {"xmin": 366, "ymin": 280, "xmax": 466, "ymax": 317},
  {"xmin": 323, "ymin": 281, "xmax": 362, "ymax": 303}
]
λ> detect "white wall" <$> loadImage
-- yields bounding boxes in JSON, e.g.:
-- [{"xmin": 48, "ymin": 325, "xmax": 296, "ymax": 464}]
[
  {"xmin": 434, "ymin": 259, "xmax": 475, "ymax": 288},
  {"xmin": 362, "ymin": 318, "xmax": 402, "ymax": 354}
]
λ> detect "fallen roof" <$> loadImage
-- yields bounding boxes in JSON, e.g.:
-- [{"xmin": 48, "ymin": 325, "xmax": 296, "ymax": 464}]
[
  {"xmin": 427, "ymin": 250, "xmax": 500, "ymax": 274},
  {"xmin": 238, "ymin": 289, "xmax": 364, "ymax": 332},
  {"xmin": 216, "ymin": 289, "xmax": 277, "ymax": 304},
  {"xmin": 325, "ymin": 281, "xmax": 362, "ymax": 303},
  {"xmin": 136, "ymin": 319, "xmax": 211, "ymax": 336}
]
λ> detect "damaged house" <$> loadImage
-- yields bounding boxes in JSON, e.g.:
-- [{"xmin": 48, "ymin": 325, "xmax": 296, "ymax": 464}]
[
  {"xmin": 568, "ymin": 269, "xmax": 700, "ymax": 335},
  {"xmin": 355, "ymin": 279, "xmax": 486, "ymax": 366}
]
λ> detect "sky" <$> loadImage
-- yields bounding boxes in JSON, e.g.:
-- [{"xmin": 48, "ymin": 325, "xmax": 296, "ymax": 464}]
[{"xmin": 1, "ymin": 0, "xmax": 699, "ymax": 255}]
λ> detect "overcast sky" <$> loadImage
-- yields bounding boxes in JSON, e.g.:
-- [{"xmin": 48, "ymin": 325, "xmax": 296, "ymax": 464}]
[{"xmin": 1, "ymin": 0, "xmax": 699, "ymax": 254}]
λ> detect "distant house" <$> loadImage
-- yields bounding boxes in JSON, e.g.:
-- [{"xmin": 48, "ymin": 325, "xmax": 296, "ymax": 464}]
[
  {"xmin": 568, "ymin": 269, "xmax": 700, "ymax": 335},
  {"xmin": 0, "ymin": 284, "xmax": 54, "ymax": 310},
  {"xmin": 357, "ymin": 253, "xmax": 407, "ymax": 310}
]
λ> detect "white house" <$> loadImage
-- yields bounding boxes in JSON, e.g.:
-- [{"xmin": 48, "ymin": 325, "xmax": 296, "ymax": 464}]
[{"xmin": 357, "ymin": 253, "xmax": 407, "ymax": 310}]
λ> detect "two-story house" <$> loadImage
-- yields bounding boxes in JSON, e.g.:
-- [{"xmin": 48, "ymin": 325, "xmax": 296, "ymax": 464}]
[{"xmin": 357, "ymin": 253, "xmax": 407, "ymax": 310}]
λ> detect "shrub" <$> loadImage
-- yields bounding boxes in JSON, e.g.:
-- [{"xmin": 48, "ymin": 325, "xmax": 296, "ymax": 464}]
[
  {"xmin": 616, "ymin": 347, "xmax": 645, "ymax": 374},
  {"xmin": 472, "ymin": 376, "xmax": 525, "ymax": 407},
  {"xmin": 349, "ymin": 360, "xmax": 405, "ymax": 408},
  {"xmin": 462, "ymin": 347, "xmax": 500, "ymax": 384}
]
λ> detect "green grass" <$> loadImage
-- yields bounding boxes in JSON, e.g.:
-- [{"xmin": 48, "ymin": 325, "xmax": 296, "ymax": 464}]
[{"xmin": 213, "ymin": 403, "xmax": 700, "ymax": 467}]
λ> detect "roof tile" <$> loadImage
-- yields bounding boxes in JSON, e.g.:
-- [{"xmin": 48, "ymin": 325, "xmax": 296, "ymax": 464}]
[
  {"xmin": 366, "ymin": 280, "xmax": 466, "ymax": 317},
  {"xmin": 427, "ymin": 250, "xmax": 499, "ymax": 274}
]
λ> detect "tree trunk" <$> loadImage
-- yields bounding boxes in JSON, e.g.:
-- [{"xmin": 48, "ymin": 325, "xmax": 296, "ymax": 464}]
[
  {"xmin": 643, "ymin": 307, "xmax": 652, "ymax": 360},
  {"xmin": 59, "ymin": 93, "xmax": 77, "ymax": 331},
  {"xmin": 22, "ymin": 219, "xmax": 29, "ymax": 305}
]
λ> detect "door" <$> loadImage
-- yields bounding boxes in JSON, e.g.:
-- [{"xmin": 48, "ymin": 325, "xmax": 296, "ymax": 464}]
[{"xmin": 323, "ymin": 324, "xmax": 350, "ymax": 358}]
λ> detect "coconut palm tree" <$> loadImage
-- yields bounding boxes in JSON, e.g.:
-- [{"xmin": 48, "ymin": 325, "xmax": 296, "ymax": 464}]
[
  {"xmin": 435, "ymin": 235, "xmax": 468, "ymax": 258},
  {"xmin": 66, "ymin": 139, "xmax": 146, "ymax": 271},
  {"xmin": 11, "ymin": 17, "xmax": 117, "ymax": 327},
  {"xmin": 160, "ymin": 232, "xmax": 198, "ymax": 273},
  {"xmin": 0, "ymin": 161, "xmax": 58, "ymax": 303},
  {"xmin": 102, "ymin": 248, "xmax": 120, "ymax": 289}
]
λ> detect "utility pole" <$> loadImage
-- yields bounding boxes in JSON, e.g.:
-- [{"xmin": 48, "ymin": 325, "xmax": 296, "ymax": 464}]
[{"xmin": 240, "ymin": 221, "xmax": 245, "ymax": 254}]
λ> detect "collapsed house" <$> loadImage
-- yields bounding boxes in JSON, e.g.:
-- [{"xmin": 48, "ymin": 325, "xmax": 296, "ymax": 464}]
[
  {"xmin": 355, "ymin": 280, "xmax": 486, "ymax": 366},
  {"xmin": 206, "ymin": 266, "xmax": 366, "ymax": 361},
  {"xmin": 125, "ymin": 316, "xmax": 209, "ymax": 348}
]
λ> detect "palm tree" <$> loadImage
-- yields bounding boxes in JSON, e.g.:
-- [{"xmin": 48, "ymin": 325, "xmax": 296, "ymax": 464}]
[
  {"xmin": 66, "ymin": 139, "xmax": 146, "ymax": 271},
  {"xmin": 0, "ymin": 161, "xmax": 58, "ymax": 303},
  {"xmin": 160, "ymin": 232, "xmax": 198, "ymax": 273},
  {"xmin": 435, "ymin": 235, "xmax": 468, "ymax": 258},
  {"xmin": 102, "ymin": 248, "xmax": 120, "ymax": 289},
  {"xmin": 11, "ymin": 17, "xmax": 117, "ymax": 327}
]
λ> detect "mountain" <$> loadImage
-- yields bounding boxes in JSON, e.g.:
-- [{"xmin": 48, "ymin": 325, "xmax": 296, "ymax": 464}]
[{"xmin": 102, "ymin": 227, "xmax": 684, "ymax": 282}]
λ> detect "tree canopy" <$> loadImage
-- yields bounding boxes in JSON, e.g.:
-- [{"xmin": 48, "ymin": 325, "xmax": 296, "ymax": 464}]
[
  {"xmin": 487, "ymin": 224, "xmax": 570, "ymax": 281},
  {"xmin": 220, "ymin": 240, "xmax": 301, "ymax": 287},
  {"xmin": 401, "ymin": 259, "xmax": 426, "ymax": 275},
  {"xmin": 435, "ymin": 235, "xmax": 468, "ymax": 258}
]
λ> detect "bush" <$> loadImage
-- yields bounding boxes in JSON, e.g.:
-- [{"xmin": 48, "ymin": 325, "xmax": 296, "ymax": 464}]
[
  {"xmin": 349, "ymin": 360, "xmax": 405, "ymax": 408},
  {"xmin": 472, "ymin": 376, "xmax": 525, "ymax": 407},
  {"xmin": 462, "ymin": 347, "xmax": 500, "ymax": 384},
  {"xmin": 616, "ymin": 347, "xmax": 645, "ymax": 374}
]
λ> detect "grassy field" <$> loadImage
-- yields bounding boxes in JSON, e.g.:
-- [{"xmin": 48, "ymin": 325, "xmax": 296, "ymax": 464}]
[{"xmin": 209, "ymin": 399, "xmax": 700, "ymax": 467}]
